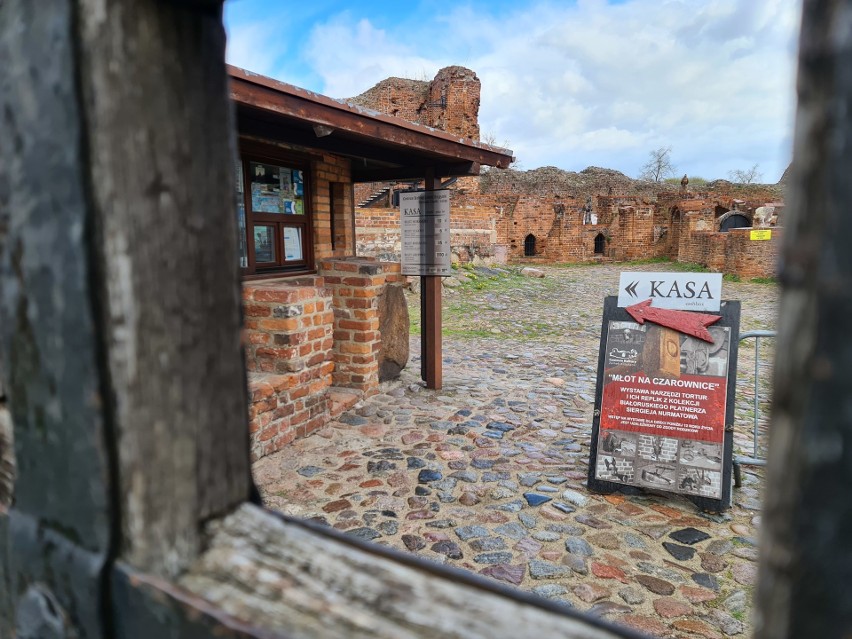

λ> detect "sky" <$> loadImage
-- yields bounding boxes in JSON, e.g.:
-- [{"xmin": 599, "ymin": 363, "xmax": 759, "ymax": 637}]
[{"xmin": 224, "ymin": 0, "xmax": 801, "ymax": 183}]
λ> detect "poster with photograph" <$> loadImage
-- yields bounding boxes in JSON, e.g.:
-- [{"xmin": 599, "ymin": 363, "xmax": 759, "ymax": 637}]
[{"xmin": 588, "ymin": 296, "xmax": 739, "ymax": 511}]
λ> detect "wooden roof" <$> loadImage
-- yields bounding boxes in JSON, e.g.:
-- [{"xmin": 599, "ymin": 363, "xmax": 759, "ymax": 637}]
[{"xmin": 228, "ymin": 66, "xmax": 514, "ymax": 182}]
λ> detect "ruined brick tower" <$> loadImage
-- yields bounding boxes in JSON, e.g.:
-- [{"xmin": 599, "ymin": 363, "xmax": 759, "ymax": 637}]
[{"xmin": 347, "ymin": 66, "xmax": 481, "ymax": 140}]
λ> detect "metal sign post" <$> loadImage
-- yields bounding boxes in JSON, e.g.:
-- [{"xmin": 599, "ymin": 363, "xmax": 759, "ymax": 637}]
[{"xmin": 400, "ymin": 174, "xmax": 451, "ymax": 389}]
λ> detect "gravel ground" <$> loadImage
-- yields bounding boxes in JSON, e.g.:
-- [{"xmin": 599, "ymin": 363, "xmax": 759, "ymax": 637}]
[{"xmin": 254, "ymin": 262, "xmax": 778, "ymax": 638}]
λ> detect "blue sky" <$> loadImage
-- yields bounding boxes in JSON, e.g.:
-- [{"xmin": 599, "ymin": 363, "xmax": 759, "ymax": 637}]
[{"xmin": 224, "ymin": 0, "xmax": 800, "ymax": 182}]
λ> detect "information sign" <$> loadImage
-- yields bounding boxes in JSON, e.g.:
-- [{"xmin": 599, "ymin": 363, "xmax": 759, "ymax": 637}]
[
  {"xmin": 618, "ymin": 272, "xmax": 722, "ymax": 312},
  {"xmin": 750, "ymin": 229, "xmax": 772, "ymax": 241},
  {"xmin": 587, "ymin": 297, "xmax": 740, "ymax": 512},
  {"xmin": 400, "ymin": 190, "xmax": 451, "ymax": 276}
]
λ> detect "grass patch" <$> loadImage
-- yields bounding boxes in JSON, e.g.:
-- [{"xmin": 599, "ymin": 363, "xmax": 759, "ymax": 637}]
[
  {"xmin": 724, "ymin": 273, "xmax": 742, "ymax": 282},
  {"xmin": 671, "ymin": 261, "xmax": 711, "ymax": 273},
  {"xmin": 750, "ymin": 276, "xmax": 777, "ymax": 284},
  {"xmin": 621, "ymin": 256, "xmax": 675, "ymax": 266}
]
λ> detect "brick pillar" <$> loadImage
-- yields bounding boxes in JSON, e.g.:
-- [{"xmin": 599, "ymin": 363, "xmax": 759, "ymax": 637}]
[
  {"xmin": 242, "ymin": 277, "xmax": 334, "ymax": 460},
  {"xmin": 319, "ymin": 258, "xmax": 403, "ymax": 395}
]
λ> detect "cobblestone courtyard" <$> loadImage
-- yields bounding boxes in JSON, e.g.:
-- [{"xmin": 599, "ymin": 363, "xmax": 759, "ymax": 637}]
[{"xmin": 254, "ymin": 263, "xmax": 778, "ymax": 638}]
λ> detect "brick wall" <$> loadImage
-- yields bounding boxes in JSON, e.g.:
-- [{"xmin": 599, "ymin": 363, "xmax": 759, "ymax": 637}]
[
  {"xmin": 348, "ymin": 66, "xmax": 480, "ymax": 140},
  {"xmin": 319, "ymin": 258, "xmax": 404, "ymax": 394},
  {"xmin": 242, "ymin": 277, "xmax": 334, "ymax": 460},
  {"xmin": 312, "ymin": 152, "xmax": 354, "ymax": 259}
]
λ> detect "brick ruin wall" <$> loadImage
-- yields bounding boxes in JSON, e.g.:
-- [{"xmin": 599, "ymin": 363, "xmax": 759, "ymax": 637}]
[{"xmin": 347, "ymin": 67, "xmax": 785, "ymax": 279}]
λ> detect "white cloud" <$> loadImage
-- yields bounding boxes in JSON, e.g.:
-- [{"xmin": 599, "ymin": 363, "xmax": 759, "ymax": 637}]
[{"xmin": 226, "ymin": 0, "xmax": 801, "ymax": 181}]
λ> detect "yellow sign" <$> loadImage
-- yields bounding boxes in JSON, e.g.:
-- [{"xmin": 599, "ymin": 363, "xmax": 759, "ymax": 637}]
[{"xmin": 750, "ymin": 230, "xmax": 772, "ymax": 241}]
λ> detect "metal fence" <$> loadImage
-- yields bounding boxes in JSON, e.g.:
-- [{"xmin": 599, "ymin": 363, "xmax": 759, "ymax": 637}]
[{"xmin": 733, "ymin": 330, "xmax": 776, "ymax": 486}]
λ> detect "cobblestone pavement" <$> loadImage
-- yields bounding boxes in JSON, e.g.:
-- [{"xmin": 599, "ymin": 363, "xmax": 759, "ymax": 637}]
[{"xmin": 254, "ymin": 263, "xmax": 778, "ymax": 638}]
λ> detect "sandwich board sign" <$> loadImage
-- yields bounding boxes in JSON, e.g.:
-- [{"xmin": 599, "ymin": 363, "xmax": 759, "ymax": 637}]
[{"xmin": 588, "ymin": 277, "xmax": 739, "ymax": 512}]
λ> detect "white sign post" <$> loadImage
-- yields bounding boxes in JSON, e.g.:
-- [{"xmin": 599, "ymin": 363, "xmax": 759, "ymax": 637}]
[
  {"xmin": 400, "ymin": 190, "xmax": 451, "ymax": 276},
  {"xmin": 617, "ymin": 272, "xmax": 723, "ymax": 312}
]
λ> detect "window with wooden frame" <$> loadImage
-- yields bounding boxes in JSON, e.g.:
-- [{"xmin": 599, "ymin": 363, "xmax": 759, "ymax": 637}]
[{"xmin": 235, "ymin": 150, "xmax": 313, "ymax": 276}]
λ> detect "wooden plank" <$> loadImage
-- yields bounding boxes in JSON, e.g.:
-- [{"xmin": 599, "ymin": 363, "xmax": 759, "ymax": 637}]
[
  {"xmin": 181, "ymin": 505, "xmax": 640, "ymax": 639},
  {"xmin": 423, "ymin": 276, "xmax": 442, "ymax": 389},
  {"xmin": 755, "ymin": 1, "xmax": 852, "ymax": 636},
  {"xmin": 352, "ymin": 163, "xmax": 480, "ymax": 182},
  {"xmin": 76, "ymin": 0, "xmax": 249, "ymax": 578},
  {"xmin": 0, "ymin": 0, "xmax": 113, "ymax": 553}
]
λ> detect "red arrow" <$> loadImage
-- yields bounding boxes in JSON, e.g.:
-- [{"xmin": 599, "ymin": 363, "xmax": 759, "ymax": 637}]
[{"xmin": 625, "ymin": 299, "xmax": 721, "ymax": 342}]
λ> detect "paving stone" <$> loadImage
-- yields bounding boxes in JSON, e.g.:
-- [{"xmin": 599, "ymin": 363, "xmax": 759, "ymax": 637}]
[
  {"xmin": 532, "ymin": 530, "xmax": 561, "ymax": 542},
  {"xmin": 431, "ymin": 540, "xmax": 463, "ymax": 560},
  {"xmin": 733, "ymin": 547, "xmax": 759, "ymax": 561},
  {"xmin": 454, "ymin": 525, "xmax": 489, "ymax": 541},
  {"xmin": 670, "ymin": 527, "xmax": 712, "ymax": 545},
  {"xmin": 529, "ymin": 559, "xmax": 570, "ymax": 579},
  {"xmin": 479, "ymin": 563, "xmax": 525, "ymax": 586},
  {"xmin": 402, "ymin": 534, "xmax": 426, "ymax": 551},
  {"xmin": 459, "ymin": 492, "xmax": 481, "ymax": 506},
  {"xmin": 449, "ymin": 469, "xmax": 478, "ymax": 483},
  {"xmin": 418, "ymin": 469, "xmax": 443, "ymax": 483},
  {"xmin": 514, "ymin": 537, "xmax": 543, "ymax": 556},
  {"xmin": 618, "ymin": 587, "xmax": 645, "ymax": 605},
  {"xmin": 532, "ymin": 584, "xmax": 568, "ymax": 599},
  {"xmin": 561, "ymin": 489, "xmax": 589, "ymax": 507},
  {"xmin": 296, "ymin": 465, "xmax": 325, "ymax": 477},
  {"xmin": 692, "ymin": 573, "xmax": 720, "ymax": 591},
  {"xmin": 663, "ymin": 541, "xmax": 696, "ymax": 561},
  {"xmin": 732, "ymin": 562, "xmax": 758, "ymax": 585},
  {"xmin": 588, "ymin": 532, "xmax": 620, "ymax": 550},
  {"xmin": 565, "ymin": 537, "xmax": 594, "ymax": 557},
  {"xmin": 587, "ymin": 601, "xmax": 631, "ymax": 617},
  {"xmin": 575, "ymin": 514, "xmax": 611, "ymax": 529},
  {"xmin": 635, "ymin": 574, "xmax": 675, "ymax": 595},
  {"xmin": 347, "ymin": 527, "xmax": 381, "ymax": 541},
  {"xmin": 469, "ymin": 537, "xmax": 507, "ymax": 552},
  {"xmin": 550, "ymin": 502, "xmax": 576, "ymax": 514},
  {"xmin": 619, "ymin": 615, "xmax": 670, "ymax": 637},
  {"xmin": 723, "ymin": 590, "xmax": 749, "ymax": 615},
  {"xmin": 518, "ymin": 473, "xmax": 541, "ymax": 486},
  {"xmin": 572, "ymin": 583, "xmax": 611, "ymax": 603},
  {"xmin": 426, "ymin": 519, "xmax": 457, "ymax": 529},
  {"xmin": 474, "ymin": 552, "xmax": 514, "ymax": 565},
  {"xmin": 706, "ymin": 539, "xmax": 734, "ymax": 555},
  {"xmin": 654, "ymin": 596, "xmax": 693, "ymax": 618},
  {"xmin": 707, "ymin": 609, "xmax": 745, "ymax": 636},
  {"xmin": 494, "ymin": 499, "xmax": 525, "ymax": 512},
  {"xmin": 494, "ymin": 523, "xmax": 528, "ymax": 540},
  {"xmin": 523, "ymin": 492, "xmax": 552, "ymax": 507},
  {"xmin": 681, "ymin": 585, "xmax": 717, "ymax": 604},
  {"xmin": 700, "ymin": 552, "xmax": 727, "ymax": 573},
  {"xmin": 672, "ymin": 618, "xmax": 723, "ymax": 638},
  {"xmin": 518, "ymin": 512, "xmax": 537, "ymax": 529},
  {"xmin": 622, "ymin": 532, "xmax": 648, "ymax": 550},
  {"xmin": 591, "ymin": 561, "xmax": 628, "ymax": 583},
  {"xmin": 561, "ymin": 553, "xmax": 588, "ymax": 575}
]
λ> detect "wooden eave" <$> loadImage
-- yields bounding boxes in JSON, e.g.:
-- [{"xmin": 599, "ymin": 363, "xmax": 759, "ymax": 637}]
[{"xmin": 227, "ymin": 66, "xmax": 515, "ymax": 182}]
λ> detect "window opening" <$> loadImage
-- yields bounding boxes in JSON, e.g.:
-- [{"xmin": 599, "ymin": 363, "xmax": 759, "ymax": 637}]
[
  {"xmin": 524, "ymin": 234, "xmax": 536, "ymax": 257},
  {"xmin": 594, "ymin": 232, "xmax": 606, "ymax": 254}
]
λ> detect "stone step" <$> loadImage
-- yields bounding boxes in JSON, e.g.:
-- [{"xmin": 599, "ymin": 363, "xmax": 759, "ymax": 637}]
[{"xmin": 328, "ymin": 387, "xmax": 362, "ymax": 418}]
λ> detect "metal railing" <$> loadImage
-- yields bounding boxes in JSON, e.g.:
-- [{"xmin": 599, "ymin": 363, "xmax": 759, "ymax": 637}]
[{"xmin": 733, "ymin": 330, "xmax": 776, "ymax": 486}]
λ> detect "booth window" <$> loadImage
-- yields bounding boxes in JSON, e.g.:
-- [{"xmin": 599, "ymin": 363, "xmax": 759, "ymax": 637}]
[{"xmin": 235, "ymin": 154, "xmax": 313, "ymax": 276}]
